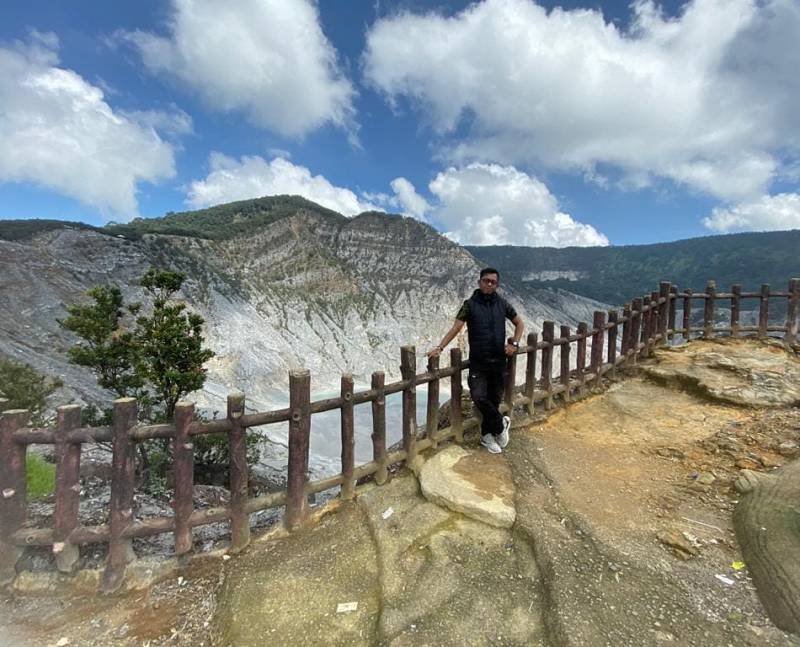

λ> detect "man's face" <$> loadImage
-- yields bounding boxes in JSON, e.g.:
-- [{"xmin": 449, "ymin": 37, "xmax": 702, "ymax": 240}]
[{"xmin": 478, "ymin": 273, "xmax": 499, "ymax": 295}]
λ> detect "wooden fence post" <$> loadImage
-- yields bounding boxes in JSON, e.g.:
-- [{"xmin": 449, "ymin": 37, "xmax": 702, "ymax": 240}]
[
  {"xmin": 577, "ymin": 322, "xmax": 588, "ymax": 395},
  {"xmin": 53, "ymin": 404, "xmax": 81, "ymax": 573},
  {"xmin": 683, "ymin": 289, "xmax": 693, "ymax": 341},
  {"xmin": 607, "ymin": 310, "xmax": 619, "ymax": 377},
  {"xmin": 0, "ymin": 409, "xmax": 28, "ymax": 585},
  {"xmin": 503, "ymin": 346, "xmax": 517, "ymax": 416},
  {"xmin": 668, "ymin": 286, "xmax": 678, "ymax": 340},
  {"xmin": 785, "ymin": 279, "xmax": 799, "ymax": 344},
  {"xmin": 227, "ymin": 391, "xmax": 250, "ymax": 552},
  {"xmin": 639, "ymin": 296, "xmax": 650, "ymax": 358},
  {"xmin": 426, "ymin": 355, "xmax": 440, "ymax": 449},
  {"xmin": 758, "ymin": 284, "xmax": 770, "ymax": 338},
  {"xmin": 449, "ymin": 349, "xmax": 464, "ymax": 444},
  {"xmin": 631, "ymin": 298, "xmax": 643, "ymax": 362},
  {"xmin": 340, "ymin": 374, "xmax": 355, "ymax": 501},
  {"xmin": 659, "ymin": 282, "xmax": 670, "ymax": 344},
  {"xmin": 286, "ymin": 370, "xmax": 311, "ymax": 530},
  {"xmin": 371, "ymin": 371, "xmax": 388, "ymax": 484},
  {"xmin": 400, "ymin": 346, "xmax": 420, "ymax": 472},
  {"xmin": 703, "ymin": 281, "xmax": 716, "ymax": 339},
  {"xmin": 173, "ymin": 401, "xmax": 195, "ymax": 558},
  {"xmin": 649, "ymin": 291, "xmax": 660, "ymax": 350},
  {"xmin": 620, "ymin": 306, "xmax": 630, "ymax": 361},
  {"xmin": 591, "ymin": 311, "xmax": 606, "ymax": 381},
  {"xmin": 560, "ymin": 325, "xmax": 571, "ymax": 403},
  {"xmin": 541, "ymin": 322, "xmax": 555, "ymax": 409},
  {"xmin": 102, "ymin": 398, "xmax": 137, "ymax": 593},
  {"xmin": 524, "ymin": 333, "xmax": 537, "ymax": 416},
  {"xmin": 731, "ymin": 284, "xmax": 742, "ymax": 337}
]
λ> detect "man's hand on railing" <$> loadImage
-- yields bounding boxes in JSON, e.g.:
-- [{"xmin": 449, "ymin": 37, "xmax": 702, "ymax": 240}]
[{"xmin": 427, "ymin": 345, "xmax": 443, "ymax": 359}]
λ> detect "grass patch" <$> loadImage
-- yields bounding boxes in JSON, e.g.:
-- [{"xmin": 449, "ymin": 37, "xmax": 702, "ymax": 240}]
[{"xmin": 26, "ymin": 454, "xmax": 55, "ymax": 499}]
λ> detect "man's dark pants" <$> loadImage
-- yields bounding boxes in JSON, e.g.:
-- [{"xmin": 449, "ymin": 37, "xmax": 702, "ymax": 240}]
[{"xmin": 467, "ymin": 359, "xmax": 506, "ymax": 437}]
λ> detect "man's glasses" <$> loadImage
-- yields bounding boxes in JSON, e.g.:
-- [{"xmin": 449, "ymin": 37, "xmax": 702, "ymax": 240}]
[{"xmin": 481, "ymin": 278, "xmax": 498, "ymax": 285}]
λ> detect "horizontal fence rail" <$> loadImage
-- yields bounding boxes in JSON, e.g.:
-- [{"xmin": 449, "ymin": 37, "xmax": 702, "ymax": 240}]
[{"xmin": 1, "ymin": 278, "xmax": 799, "ymax": 590}]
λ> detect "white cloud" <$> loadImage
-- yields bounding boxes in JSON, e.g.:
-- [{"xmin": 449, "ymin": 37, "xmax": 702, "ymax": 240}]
[
  {"xmin": 360, "ymin": 177, "xmax": 432, "ymax": 220},
  {"xmin": 364, "ymin": 0, "xmax": 800, "ymax": 201},
  {"xmin": 186, "ymin": 154, "xmax": 379, "ymax": 216},
  {"xmin": 703, "ymin": 193, "xmax": 800, "ymax": 232},
  {"xmin": 122, "ymin": 106, "xmax": 194, "ymax": 138},
  {"xmin": 0, "ymin": 32, "xmax": 177, "ymax": 219},
  {"xmin": 428, "ymin": 163, "xmax": 609, "ymax": 247},
  {"xmin": 119, "ymin": 0, "xmax": 355, "ymax": 137},
  {"xmin": 389, "ymin": 177, "xmax": 431, "ymax": 221}
]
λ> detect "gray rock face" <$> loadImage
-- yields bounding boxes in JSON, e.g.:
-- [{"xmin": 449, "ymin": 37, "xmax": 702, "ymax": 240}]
[
  {"xmin": 419, "ymin": 445, "xmax": 516, "ymax": 528},
  {"xmin": 642, "ymin": 338, "xmax": 800, "ymax": 408},
  {"xmin": 0, "ymin": 209, "xmax": 607, "ymax": 413}
]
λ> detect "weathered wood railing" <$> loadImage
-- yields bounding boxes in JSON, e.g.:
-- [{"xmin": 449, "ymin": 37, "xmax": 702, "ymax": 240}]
[{"xmin": 1, "ymin": 278, "xmax": 798, "ymax": 591}]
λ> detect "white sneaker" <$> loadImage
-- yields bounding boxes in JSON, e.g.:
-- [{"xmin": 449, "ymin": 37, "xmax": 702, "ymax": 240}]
[
  {"xmin": 481, "ymin": 433, "xmax": 502, "ymax": 454},
  {"xmin": 498, "ymin": 416, "xmax": 511, "ymax": 448}
]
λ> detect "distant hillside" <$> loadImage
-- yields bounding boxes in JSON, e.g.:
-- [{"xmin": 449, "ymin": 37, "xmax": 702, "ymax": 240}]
[{"xmin": 468, "ymin": 230, "xmax": 800, "ymax": 307}]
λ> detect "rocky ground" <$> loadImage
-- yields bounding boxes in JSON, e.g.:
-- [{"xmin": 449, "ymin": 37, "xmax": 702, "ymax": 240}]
[{"xmin": 1, "ymin": 338, "xmax": 799, "ymax": 646}]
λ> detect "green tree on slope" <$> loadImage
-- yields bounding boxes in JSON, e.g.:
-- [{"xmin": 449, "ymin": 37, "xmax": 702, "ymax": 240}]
[
  {"xmin": 60, "ymin": 269, "xmax": 214, "ymax": 422},
  {"xmin": 135, "ymin": 269, "xmax": 214, "ymax": 420},
  {"xmin": 60, "ymin": 270, "xmax": 216, "ymax": 489},
  {"xmin": 0, "ymin": 358, "xmax": 63, "ymax": 425}
]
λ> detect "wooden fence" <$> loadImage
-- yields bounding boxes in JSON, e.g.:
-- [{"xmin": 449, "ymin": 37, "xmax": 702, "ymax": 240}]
[{"xmin": 1, "ymin": 278, "xmax": 798, "ymax": 591}]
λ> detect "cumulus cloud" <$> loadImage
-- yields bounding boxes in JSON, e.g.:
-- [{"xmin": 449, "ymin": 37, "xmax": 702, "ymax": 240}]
[
  {"xmin": 119, "ymin": 0, "xmax": 355, "ymax": 137},
  {"xmin": 0, "ymin": 32, "xmax": 177, "ymax": 219},
  {"xmin": 186, "ymin": 154, "xmax": 380, "ymax": 216},
  {"xmin": 703, "ymin": 193, "xmax": 800, "ymax": 233},
  {"xmin": 364, "ymin": 0, "xmax": 800, "ymax": 201},
  {"xmin": 428, "ymin": 163, "xmax": 608, "ymax": 247},
  {"xmin": 388, "ymin": 177, "xmax": 431, "ymax": 220}
]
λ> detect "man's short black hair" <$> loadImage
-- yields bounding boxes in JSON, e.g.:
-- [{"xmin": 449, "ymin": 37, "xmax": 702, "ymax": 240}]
[{"xmin": 480, "ymin": 267, "xmax": 500, "ymax": 280}]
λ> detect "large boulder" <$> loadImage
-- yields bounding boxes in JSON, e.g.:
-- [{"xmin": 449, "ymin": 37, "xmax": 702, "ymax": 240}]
[{"xmin": 418, "ymin": 446, "xmax": 516, "ymax": 528}]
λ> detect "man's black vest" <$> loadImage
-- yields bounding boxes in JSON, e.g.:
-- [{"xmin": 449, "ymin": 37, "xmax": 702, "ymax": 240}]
[{"xmin": 466, "ymin": 289, "xmax": 508, "ymax": 365}]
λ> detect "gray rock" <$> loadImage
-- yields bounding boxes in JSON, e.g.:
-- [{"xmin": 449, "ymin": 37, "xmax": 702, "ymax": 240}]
[
  {"xmin": 643, "ymin": 339, "xmax": 800, "ymax": 408},
  {"xmin": 418, "ymin": 446, "xmax": 516, "ymax": 528}
]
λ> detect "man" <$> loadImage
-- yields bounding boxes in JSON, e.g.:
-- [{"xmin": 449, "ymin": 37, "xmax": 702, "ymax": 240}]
[{"xmin": 428, "ymin": 268, "xmax": 523, "ymax": 453}]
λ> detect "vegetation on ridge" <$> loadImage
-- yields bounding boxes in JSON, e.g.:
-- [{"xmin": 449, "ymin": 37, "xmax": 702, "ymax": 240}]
[
  {"xmin": 0, "ymin": 219, "xmax": 100, "ymax": 242},
  {"xmin": 469, "ymin": 229, "xmax": 800, "ymax": 306},
  {"xmin": 104, "ymin": 195, "xmax": 347, "ymax": 241}
]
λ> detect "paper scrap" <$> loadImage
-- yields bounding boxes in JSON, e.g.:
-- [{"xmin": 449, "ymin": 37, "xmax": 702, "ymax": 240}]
[
  {"xmin": 337, "ymin": 602, "xmax": 358, "ymax": 613},
  {"xmin": 382, "ymin": 507, "xmax": 394, "ymax": 520},
  {"xmin": 715, "ymin": 574, "xmax": 735, "ymax": 586}
]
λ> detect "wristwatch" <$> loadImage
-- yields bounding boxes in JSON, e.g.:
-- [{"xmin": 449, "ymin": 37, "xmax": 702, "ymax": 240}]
[{"xmin": 508, "ymin": 340, "xmax": 519, "ymax": 348}]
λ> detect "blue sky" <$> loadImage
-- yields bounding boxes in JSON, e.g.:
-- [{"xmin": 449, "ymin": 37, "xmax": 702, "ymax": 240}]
[{"xmin": 0, "ymin": 0, "xmax": 798, "ymax": 246}]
